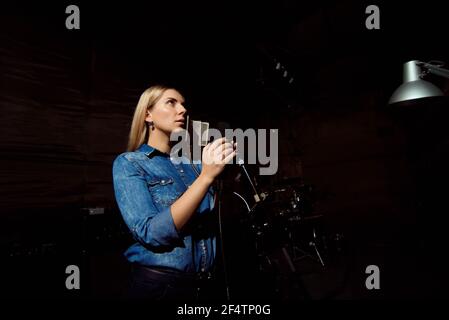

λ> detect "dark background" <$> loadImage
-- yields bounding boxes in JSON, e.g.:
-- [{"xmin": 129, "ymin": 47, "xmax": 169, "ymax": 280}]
[{"xmin": 1, "ymin": 0, "xmax": 449, "ymax": 300}]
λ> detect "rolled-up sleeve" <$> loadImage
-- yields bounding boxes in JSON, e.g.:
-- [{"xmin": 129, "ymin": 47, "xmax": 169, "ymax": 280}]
[{"xmin": 112, "ymin": 155, "xmax": 181, "ymax": 248}]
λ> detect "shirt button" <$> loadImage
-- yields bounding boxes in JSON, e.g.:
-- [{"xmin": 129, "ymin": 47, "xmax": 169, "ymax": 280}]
[
  {"xmin": 161, "ymin": 180, "xmax": 165, "ymax": 183},
  {"xmin": 180, "ymin": 169, "xmax": 184, "ymax": 173}
]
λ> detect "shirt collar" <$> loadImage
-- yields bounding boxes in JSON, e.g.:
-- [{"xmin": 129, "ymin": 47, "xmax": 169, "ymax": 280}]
[
  {"xmin": 136, "ymin": 143, "xmax": 169, "ymax": 158},
  {"xmin": 136, "ymin": 144, "xmax": 157, "ymax": 157}
]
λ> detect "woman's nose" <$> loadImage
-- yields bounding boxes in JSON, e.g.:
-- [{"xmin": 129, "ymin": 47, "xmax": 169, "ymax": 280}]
[{"xmin": 177, "ymin": 104, "xmax": 187, "ymax": 114}]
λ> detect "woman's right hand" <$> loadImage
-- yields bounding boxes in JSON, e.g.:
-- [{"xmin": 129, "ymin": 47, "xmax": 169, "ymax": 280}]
[{"xmin": 200, "ymin": 137, "xmax": 236, "ymax": 182}]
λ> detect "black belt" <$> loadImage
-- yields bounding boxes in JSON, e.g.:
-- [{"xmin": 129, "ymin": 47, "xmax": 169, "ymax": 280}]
[{"xmin": 131, "ymin": 264, "xmax": 213, "ymax": 286}]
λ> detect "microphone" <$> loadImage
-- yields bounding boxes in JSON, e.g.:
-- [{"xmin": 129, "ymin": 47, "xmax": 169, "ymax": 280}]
[
  {"xmin": 191, "ymin": 118, "xmax": 210, "ymax": 147},
  {"xmin": 186, "ymin": 115, "xmax": 209, "ymax": 164}
]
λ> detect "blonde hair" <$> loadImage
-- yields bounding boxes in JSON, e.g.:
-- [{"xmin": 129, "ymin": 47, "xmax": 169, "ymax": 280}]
[{"xmin": 127, "ymin": 85, "xmax": 172, "ymax": 151}]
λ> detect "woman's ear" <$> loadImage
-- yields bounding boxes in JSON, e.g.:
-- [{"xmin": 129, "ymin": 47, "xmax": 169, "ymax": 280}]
[{"xmin": 145, "ymin": 110, "xmax": 152, "ymax": 123}]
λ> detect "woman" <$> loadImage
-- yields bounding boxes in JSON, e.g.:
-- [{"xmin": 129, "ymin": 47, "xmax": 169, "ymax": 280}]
[{"xmin": 112, "ymin": 85, "xmax": 236, "ymax": 301}]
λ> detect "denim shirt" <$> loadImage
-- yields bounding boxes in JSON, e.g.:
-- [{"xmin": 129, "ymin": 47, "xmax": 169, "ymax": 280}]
[{"xmin": 112, "ymin": 143, "xmax": 216, "ymax": 273}]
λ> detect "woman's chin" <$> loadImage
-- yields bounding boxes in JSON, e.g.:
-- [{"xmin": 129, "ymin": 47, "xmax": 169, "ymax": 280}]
[{"xmin": 172, "ymin": 126, "xmax": 186, "ymax": 134}]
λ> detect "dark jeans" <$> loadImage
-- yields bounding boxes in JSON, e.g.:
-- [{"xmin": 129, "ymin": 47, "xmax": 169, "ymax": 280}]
[{"xmin": 125, "ymin": 264, "xmax": 215, "ymax": 301}]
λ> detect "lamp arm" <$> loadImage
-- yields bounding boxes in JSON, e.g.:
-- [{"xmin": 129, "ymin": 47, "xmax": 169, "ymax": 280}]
[{"xmin": 418, "ymin": 62, "xmax": 449, "ymax": 80}]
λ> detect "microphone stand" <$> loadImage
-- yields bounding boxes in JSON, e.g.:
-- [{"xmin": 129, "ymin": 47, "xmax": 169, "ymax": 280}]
[
  {"xmin": 190, "ymin": 119, "xmax": 233, "ymax": 301},
  {"xmin": 215, "ymin": 177, "xmax": 231, "ymax": 301}
]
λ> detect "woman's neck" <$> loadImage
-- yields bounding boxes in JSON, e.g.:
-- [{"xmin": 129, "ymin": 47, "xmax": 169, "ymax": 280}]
[{"xmin": 147, "ymin": 129, "xmax": 171, "ymax": 154}]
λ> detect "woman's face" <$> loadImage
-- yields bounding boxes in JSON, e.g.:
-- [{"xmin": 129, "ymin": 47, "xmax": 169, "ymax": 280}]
[{"xmin": 146, "ymin": 89, "xmax": 187, "ymax": 134}]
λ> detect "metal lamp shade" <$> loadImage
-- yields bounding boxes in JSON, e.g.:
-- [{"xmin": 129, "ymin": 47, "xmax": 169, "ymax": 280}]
[{"xmin": 389, "ymin": 60, "xmax": 444, "ymax": 105}]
